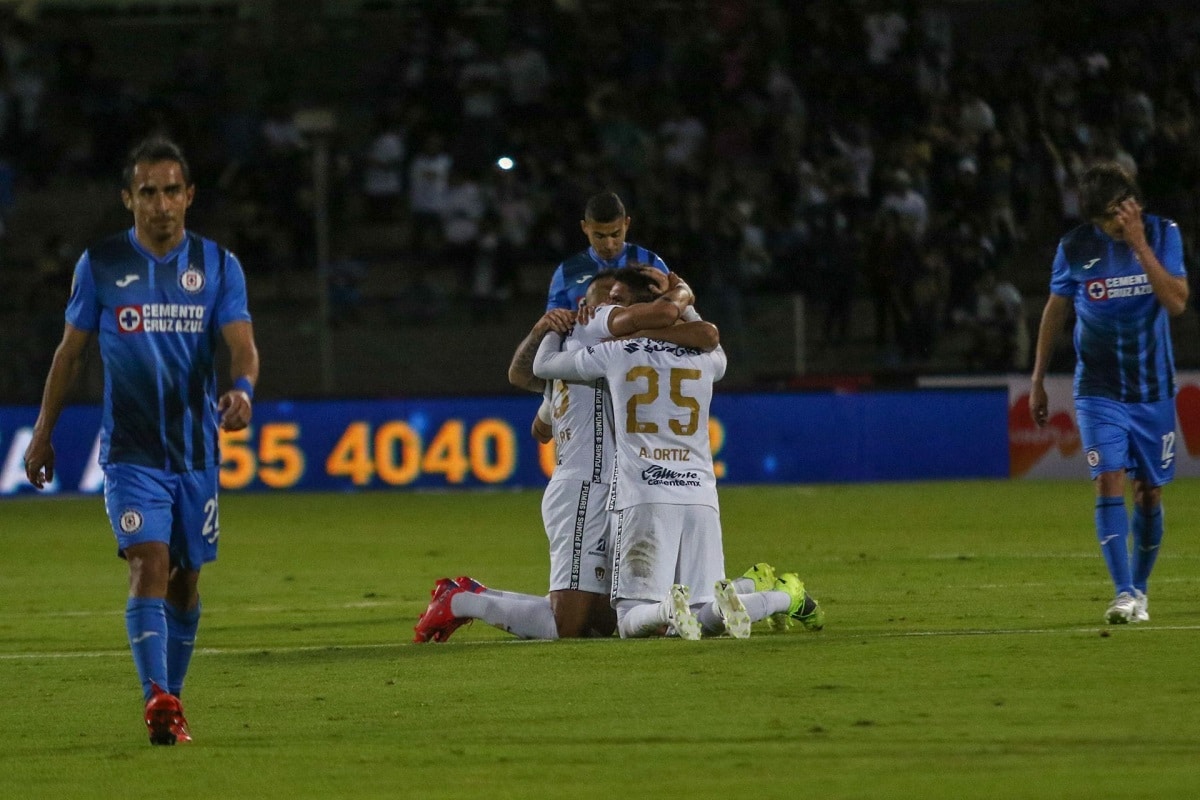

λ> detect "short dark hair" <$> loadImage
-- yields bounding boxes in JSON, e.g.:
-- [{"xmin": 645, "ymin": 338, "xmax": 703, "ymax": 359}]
[
  {"xmin": 583, "ymin": 191, "xmax": 626, "ymax": 223},
  {"xmin": 611, "ymin": 266, "xmax": 660, "ymax": 304},
  {"xmin": 585, "ymin": 269, "xmax": 618, "ymax": 305},
  {"xmin": 1079, "ymin": 161, "xmax": 1139, "ymax": 220},
  {"xmin": 123, "ymin": 136, "xmax": 192, "ymax": 189}
]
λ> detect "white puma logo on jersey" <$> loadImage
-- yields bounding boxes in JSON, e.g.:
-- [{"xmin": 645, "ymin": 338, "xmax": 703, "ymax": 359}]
[
  {"xmin": 116, "ymin": 274, "xmax": 140, "ymax": 287},
  {"xmin": 1082, "ymin": 258, "xmax": 1101, "ymax": 270}
]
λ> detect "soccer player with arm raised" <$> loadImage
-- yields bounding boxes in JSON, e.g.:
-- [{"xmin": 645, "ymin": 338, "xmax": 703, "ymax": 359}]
[
  {"xmin": 1029, "ymin": 161, "xmax": 1188, "ymax": 624},
  {"xmin": 23, "ymin": 136, "xmax": 260, "ymax": 744}
]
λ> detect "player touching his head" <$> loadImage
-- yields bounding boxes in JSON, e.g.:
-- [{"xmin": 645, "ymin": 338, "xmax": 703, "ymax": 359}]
[{"xmin": 1030, "ymin": 161, "xmax": 1188, "ymax": 625}]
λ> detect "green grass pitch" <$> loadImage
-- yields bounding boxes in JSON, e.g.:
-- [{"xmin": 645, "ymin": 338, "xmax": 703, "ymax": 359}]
[{"xmin": 1, "ymin": 480, "xmax": 1198, "ymax": 799}]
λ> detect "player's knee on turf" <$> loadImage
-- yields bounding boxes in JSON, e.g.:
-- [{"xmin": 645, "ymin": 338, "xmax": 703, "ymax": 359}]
[
  {"xmin": 550, "ymin": 590, "xmax": 597, "ymax": 638},
  {"xmin": 587, "ymin": 602, "xmax": 617, "ymax": 637}
]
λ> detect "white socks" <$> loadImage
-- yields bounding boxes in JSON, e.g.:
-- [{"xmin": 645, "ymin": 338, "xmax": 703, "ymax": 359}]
[
  {"xmin": 615, "ymin": 599, "xmax": 669, "ymax": 638},
  {"xmin": 451, "ymin": 591, "xmax": 559, "ymax": 640},
  {"xmin": 740, "ymin": 590, "xmax": 791, "ymax": 620},
  {"xmin": 694, "ymin": 590, "xmax": 793, "ymax": 634},
  {"xmin": 462, "ymin": 588, "xmax": 795, "ymax": 640}
]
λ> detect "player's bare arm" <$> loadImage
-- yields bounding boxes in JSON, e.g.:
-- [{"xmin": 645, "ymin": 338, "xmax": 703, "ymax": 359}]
[
  {"xmin": 531, "ymin": 398, "xmax": 554, "ymax": 443},
  {"xmin": 1029, "ymin": 294, "xmax": 1071, "ymax": 427},
  {"xmin": 603, "ymin": 273, "xmax": 694, "ymax": 337},
  {"xmin": 219, "ymin": 320, "xmax": 259, "ymax": 431},
  {"xmin": 24, "ymin": 324, "xmax": 93, "ymax": 489},
  {"xmin": 1114, "ymin": 199, "xmax": 1189, "ymax": 316},
  {"xmin": 508, "ymin": 309, "xmax": 576, "ymax": 391}
]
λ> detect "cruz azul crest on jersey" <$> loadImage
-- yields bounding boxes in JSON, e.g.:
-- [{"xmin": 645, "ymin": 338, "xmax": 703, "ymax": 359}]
[
  {"xmin": 179, "ymin": 265, "xmax": 205, "ymax": 293},
  {"xmin": 119, "ymin": 508, "xmax": 144, "ymax": 534},
  {"xmin": 116, "ymin": 305, "xmax": 143, "ymax": 332}
]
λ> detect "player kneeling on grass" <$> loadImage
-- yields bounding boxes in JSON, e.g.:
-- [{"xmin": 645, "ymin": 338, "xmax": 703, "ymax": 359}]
[
  {"xmin": 531, "ymin": 268, "xmax": 823, "ymax": 640},
  {"xmin": 415, "ymin": 269, "xmax": 823, "ymax": 641},
  {"xmin": 416, "ymin": 269, "xmax": 709, "ymax": 642}
]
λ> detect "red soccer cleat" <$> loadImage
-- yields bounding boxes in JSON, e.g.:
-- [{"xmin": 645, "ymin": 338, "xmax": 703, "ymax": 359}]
[
  {"xmin": 144, "ymin": 683, "xmax": 191, "ymax": 745},
  {"xmin": 412, "ymin": 578, "xmax": 472, "ymax": 643}
]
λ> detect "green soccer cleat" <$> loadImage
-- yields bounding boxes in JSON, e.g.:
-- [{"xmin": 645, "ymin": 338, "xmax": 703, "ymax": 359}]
[
  {"xmin": 772, "ymin": 573, "xmax": 825, "ymax": 632},
  {"xmin": 741, "ymin": 562, "xmax": 777, "ymax": 593}
]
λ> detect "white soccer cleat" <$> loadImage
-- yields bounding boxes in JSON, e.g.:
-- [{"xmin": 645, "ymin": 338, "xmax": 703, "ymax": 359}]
[
  {"xmin": 1132, "ymin": 589, "xmax": 1150, "ymax": 623},
  {"xmin": 714, "ymin": 579, "xmax": 751, "ymax": 639},
  {"xmin": 1105, "ymin": 592, "xmax": 1138, "ymax": 624},
  {"xmin": 667, "ymin": 584, "xmax": 702, "ymax": 641}
]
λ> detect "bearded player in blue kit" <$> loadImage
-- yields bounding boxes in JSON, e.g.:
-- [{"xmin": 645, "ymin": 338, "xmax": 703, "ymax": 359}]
[
  {"xmin": 1029, "ymin": 161, "xmax": 1188, "ymax": 625},
  {"xmin": 23, "ymin": 136, "xmax": 260, "ymax": 744}
]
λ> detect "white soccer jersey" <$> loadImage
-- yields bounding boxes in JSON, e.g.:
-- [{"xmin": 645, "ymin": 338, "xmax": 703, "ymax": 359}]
[
  {"xmin": 544, "ymin": 312, "xmax": 614, "ymax": 483},
  {"xmin": 535, "ymin": 332, "xmax": 726, "ymax": 511}
]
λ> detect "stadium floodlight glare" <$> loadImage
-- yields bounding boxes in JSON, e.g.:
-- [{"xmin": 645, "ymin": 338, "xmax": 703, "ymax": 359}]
[{"xmin": 496, "ymin": 156, "xmax": 515, "ymax": 171}]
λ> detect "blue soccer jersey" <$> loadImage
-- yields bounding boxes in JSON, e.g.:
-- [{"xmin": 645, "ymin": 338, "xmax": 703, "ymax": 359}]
[
  {"xmin": 546, "ymin": 243, "xmax": 668, "ymax": 310},
  {"xmin": 65, "ymin": 228, "xmax": 252, "ymax": 471},
  {"xmin": 1050, "ymin": 214, "xmax": 1185, "ymax": 403}
]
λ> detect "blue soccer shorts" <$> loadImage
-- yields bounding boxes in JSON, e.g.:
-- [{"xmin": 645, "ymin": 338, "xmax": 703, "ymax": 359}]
[
  {"xmin": 103, "ymin": 463, "xmax": 221, "ymax": 570},
  {"xmin": 1074, "ymin": 396, "xmax": 1178, "ymax": 485}
]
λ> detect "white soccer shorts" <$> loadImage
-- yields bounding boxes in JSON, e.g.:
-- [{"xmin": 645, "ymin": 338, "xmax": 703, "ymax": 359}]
[
  {"xmin": 609, "ymin": 503, "xmax": 725, "ymax": 605},
  {"xmin": 541, "ymin": 479, "xmax": 613, "ymax": 595}
]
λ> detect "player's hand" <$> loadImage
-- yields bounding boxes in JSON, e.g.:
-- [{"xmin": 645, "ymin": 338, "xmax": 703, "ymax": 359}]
[
  {"xmin": 577, "ymin": 303, "xmax": 600, "ymax": 325},
  {"xmin": 1112, "ymin": 196, "xmax": 1145, "ymax": 246},
  {"xmin": 664, "ymin": 272, "xmax": 694, "ymax": 305},
  {"xmin": 219, "ymin": 389, "xmax": 253, "ymax": 431},
  {"xmin": 536, "ymin": 309, "xmax": 576, "ymax": 335},
  {"xmin": 23, "ymin": 437, "xmax": 55, "ymax": 489},
  {"xmin": 637, "ymin": 267, "xmax": 670, "ymax": 295},
  {"xmin": 1028, "ymin": 382, "xmax": 1049, "ymax": 428}
]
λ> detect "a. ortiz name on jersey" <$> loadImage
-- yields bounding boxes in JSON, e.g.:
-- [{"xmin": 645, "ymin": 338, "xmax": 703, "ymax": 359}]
[
  {"xmin": 1086, "ymin": 273, "xmax": 1152, "ymax": 301},
  {"xmin": 116, "ymin": 303, "xmax": 206, "ymax": 334}
]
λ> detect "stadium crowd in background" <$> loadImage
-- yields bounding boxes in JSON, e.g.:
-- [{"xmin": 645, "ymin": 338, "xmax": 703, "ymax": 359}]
[{"xmin": 1, "ymin": 1, "xmax": 1199, "ymax": 400}]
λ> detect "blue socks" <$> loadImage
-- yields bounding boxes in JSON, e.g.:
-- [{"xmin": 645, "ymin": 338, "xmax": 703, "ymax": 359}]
[
  {"xmin": 164, "ymin": 601, "xmax": 201, "ymax": 697},
  {"xmin": 125, "ymin": 597, "xmax": 168, "ymax": 702},
  {"xmin": 1095, "ymin": 497, "xmax": 1133, "ymax": 596},
  {"xmin": 125, "ymin": 597, "xmax": 202, "ymax": 700},
  {"xmin": 1131, "ymin": 506, "xmax": 1164, "ymax": 595}
]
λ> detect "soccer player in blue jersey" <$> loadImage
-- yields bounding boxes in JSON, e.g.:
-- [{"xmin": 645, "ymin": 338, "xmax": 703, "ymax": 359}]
[
  {"xmin": 544, "ymin": 191, "xmax": 668, "ymax": 311},
  {"xmin": 23, "ymin": 136, "xmax": 260, "ymax": 743},
  {"xmin": 1029, "ymin": 161, "xmax": 1189, "ymax": 625}
]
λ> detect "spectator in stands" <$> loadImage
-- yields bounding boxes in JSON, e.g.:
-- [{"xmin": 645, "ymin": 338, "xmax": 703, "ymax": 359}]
[
  {"xmin": 360, "ymin": 106, "xmax": 407, "ymax": 223},
  {"xmin": 407, "ymin": 132, "xmax": 452, "ymax": 261},
  {"xmin": 956, "ymin": 268, "xmax": 1028, "ymax": 371}
]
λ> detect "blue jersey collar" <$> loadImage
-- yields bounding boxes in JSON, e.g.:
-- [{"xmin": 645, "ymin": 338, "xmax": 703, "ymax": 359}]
[
  {"xmin": 127, "ymin": 228, "xmax": 190, "ymax": 264},
  {"xmin": 588, "ymin": 245, "xmax": 626, "ymax": 267}
]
